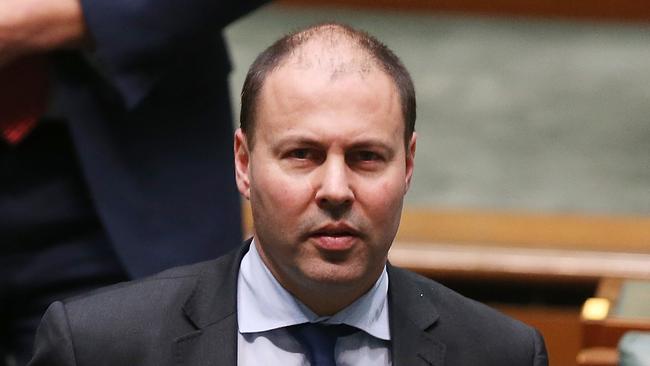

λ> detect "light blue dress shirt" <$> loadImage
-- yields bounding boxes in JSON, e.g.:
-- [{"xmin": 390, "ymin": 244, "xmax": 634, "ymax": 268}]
[{"xmin": 237, "ymin": 240, "xmax": 392, "ymax": 366}]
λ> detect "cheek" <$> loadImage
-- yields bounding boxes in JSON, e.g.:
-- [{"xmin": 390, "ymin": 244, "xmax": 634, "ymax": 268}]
[
  {"xmin": 362, "ymin": 176, "xmax": 406, "ymax": 223},
  {"xmin": 252, "ymin": 166, "xmax": 313, "ymax": 217},
  {"xmin": 374, "ymin": 175, "xmax": 406, "ymax": 204}
]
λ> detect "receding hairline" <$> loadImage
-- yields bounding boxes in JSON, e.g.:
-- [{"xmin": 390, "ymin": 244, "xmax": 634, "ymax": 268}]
[
  {"xmin": 274, "ymin": 24, "xmax": 383, "ymax": 77},
  {"xmin": 240, "ymin": 22, "xmax": 416, "ymax": 149}
]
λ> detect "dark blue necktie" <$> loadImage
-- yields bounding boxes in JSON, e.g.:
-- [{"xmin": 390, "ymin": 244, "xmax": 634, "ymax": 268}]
[{"xmin": 288, "ymin": 323, "xmax": 358, "ymax": 366}]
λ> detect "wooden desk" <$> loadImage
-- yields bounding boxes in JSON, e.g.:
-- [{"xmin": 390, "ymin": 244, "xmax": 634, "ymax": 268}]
[
  {"xmin": 578, "ymin": 279, "xmax": 650, "ymax": 366},
  {"xmin": 279, "ymin": 0, "xmax": 650, "ymax": 22},
  {"xmin": 389, "ymin": 241, "xmax": 650, "ymax": 283},
  {"xmin": 389, "ymin": 209, "xmax": 650, "ymax": 282}
]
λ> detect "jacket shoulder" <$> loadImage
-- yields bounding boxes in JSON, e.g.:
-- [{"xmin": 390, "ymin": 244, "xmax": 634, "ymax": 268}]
[
  {"xmin": 47, "ymin": 258, "xmax": 227, "ymax": 364},
  {"xmin": 389, "ymin": 266, "xmax": 547, "ymax": 365},
  {"xmin": 64, "ymin": 258, "xmax": 218, "ymax": 307},
  {"xmin": 391, "ymin": 266, "xmax": 531, "ymax": 330}
]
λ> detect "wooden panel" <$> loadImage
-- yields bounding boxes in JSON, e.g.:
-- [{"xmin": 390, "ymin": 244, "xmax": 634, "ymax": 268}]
[
  {"xmin": 576, "ymin": 347, "xmax": 618, "ymax": 366},
  {"xmin": 278, "ymin": 0, "xmax": 650, "ymax": 22},
  {"xmin": 595, "ymin": 278, "xmax": 623, "ymax": 302},
  {"xmin": 396, "ymin": 209, "xmax": 650, "ymax": 253},
  {"xmin": 578, "ymin": 279, "xmax": 650, "ymax": 365},
  {"xmin": 579, "ymin": 278, "xmax": 650, "ymax": 366},
  {"xmin": 582, "ymin": 318, "xmax": 650, "ymax": 348},
  {"xmin": 494, "ymin": 304, "xmax": 582, "ymax": 366},
  {"xmin": 389, "ymin": 242, "xmax": 650, "ymax": 282}
]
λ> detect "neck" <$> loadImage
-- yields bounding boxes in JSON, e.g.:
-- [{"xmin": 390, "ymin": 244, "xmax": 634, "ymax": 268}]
[
  {"xmin": 295, "ymin": 282, "xmax": 370, "ymax": 316},
  {"xmin": 278, "ymin": 265, "xmax": 384, "ymax": 317},
  {"xmin": 252, "ymin": 238, "xmax": 385, "ymax": 316}
]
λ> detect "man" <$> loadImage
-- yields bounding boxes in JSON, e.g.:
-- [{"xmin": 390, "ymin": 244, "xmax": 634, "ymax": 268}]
[
  {"xmin": 28, "ymin": 23, "xmax": 548, "ymax": 366},
  {"xmin": 1, "ymin": 0, "xmax": 266, "ymax": 363}
]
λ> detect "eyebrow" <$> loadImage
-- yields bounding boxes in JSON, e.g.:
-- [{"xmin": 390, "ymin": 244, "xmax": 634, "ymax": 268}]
[
  {"xmin": 347, "ymin": 140, "xmax": 396, "ymax": 160},
  {"xmin": 272, "ymin": 136, "xmax": 323, "ymax": 149},
  {"xmin": 273, "ymin": 135, "xmax": 396, "ymax": 156}
]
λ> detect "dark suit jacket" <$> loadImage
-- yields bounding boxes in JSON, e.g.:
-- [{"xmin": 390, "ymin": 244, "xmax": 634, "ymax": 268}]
[
  {"xmin": 48, "ymin": 0, "xmax": 267, "ymax": 277},
  {"xmin": 29, "ymin": 242, "xmax": 548, "ymax": 366}
]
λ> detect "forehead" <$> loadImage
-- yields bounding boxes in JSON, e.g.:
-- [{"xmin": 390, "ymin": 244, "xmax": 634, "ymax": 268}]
[
  {"xmin": 258, "ymin": 64, "xmax": 403, "ymax": 145},
  {"xmin": 253, "ymin": 40, "xmax": 403, "ymax": 144},
  {"xmin": 281, "ymin": 35, "xmax": 374, "ymax": 72}
]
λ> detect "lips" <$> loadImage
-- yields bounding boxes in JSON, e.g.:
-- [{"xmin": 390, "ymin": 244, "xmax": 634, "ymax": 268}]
[{"xmin": 309, "ymin": 224, "xmax": 360, "ymax": 251}]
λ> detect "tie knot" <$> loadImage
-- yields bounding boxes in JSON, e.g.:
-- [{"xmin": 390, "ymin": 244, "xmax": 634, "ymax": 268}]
[{"xmin": 288, "ymin": 323, "xmax": 358, "ymax": 366}]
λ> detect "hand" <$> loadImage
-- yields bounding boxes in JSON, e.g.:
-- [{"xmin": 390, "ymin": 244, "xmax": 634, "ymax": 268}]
[{"xmin": 0, "ymin": 0, "xmax": 89, "ymax": 68}]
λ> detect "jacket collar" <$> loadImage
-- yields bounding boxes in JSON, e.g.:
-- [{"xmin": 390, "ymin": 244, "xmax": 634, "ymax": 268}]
[
  {"xmin": 173, "ymin": 242, "xmax": 446, "ymax": 366},
  {"xmin": 388, "ymin": 264, "xmax": 446, "ymax": 366},
  {"xmin": 173, "ymin": 240, "xmax": 252, "ymax": 366}
]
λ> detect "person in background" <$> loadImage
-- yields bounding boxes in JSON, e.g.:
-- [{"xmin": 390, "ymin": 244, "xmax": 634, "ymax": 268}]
[
  {"xmin": 0, "ymin": 0, "xmax": 268, "ymax": 364},
  {"xmin": 28, "ymin": 22, "xmax": 548, "ymax": 366}
]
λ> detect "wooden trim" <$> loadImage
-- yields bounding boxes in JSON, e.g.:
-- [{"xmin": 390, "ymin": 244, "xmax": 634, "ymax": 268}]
[
  {"xmin": 278, "ymin": 0, "xmax": 650, "ymax": 22},
  {"xmin": 396, "ymin": 209, "xmax": 650, "ymax": 253},
  {"xmin": 595, "ymin": 278, "xmax": 623, "ymax": 303},
  {"xmin": 388, "ymin": 241, "xmax": 650, "ymax": 282},
  {"xmin": 581, "ymin": 278, "xmax": 650, "ymax": 350},
  {"xmin": 582, "ymin": 317, "xmax": 650, "ymax": 348},
  {"xmin": 494, "ymin": 304, "xmax": 583, "ymax": 366},
  {"xmin": 577, "ymin": 347, "xmax": 618, "ymax": 366}
]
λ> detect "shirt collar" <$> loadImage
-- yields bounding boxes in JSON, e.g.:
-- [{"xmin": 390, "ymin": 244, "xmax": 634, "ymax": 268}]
[{"xmin": 237, "ymin": 238, "xmax": 391, "ymax": 341}]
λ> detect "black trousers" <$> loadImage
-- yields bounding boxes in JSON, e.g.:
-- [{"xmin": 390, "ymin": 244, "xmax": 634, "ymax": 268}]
[{"xmin": 0, "ymin": 121, "xmax": 128, "ymax": 366}]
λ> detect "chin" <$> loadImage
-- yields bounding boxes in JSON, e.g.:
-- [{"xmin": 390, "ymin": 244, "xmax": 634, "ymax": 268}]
[{"xmin": 302, "ymin": 262, "xmax": 366, "ymax": 286}]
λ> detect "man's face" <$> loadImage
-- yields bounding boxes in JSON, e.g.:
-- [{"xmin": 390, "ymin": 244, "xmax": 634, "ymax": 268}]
[{"xmin": 234, "ymin": 54, "xmax": 416, "ymax": 307}]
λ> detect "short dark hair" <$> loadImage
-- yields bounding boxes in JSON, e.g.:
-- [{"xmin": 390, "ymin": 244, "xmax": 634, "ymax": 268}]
[{"xmin": 239, "ymin": 22, "xmax": 416, "ymax": 148}]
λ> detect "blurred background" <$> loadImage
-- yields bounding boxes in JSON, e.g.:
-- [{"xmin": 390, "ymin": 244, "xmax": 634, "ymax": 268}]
[{"xmin": 227, "ymin": 2, "xmax": 650, "ymax": 365}]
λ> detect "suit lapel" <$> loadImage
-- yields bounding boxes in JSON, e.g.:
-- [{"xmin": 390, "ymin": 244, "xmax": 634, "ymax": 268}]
[
  {"xmin": 388, "ymin": 265, "xmax": 446, "ymax": 366},
  {"xmin": 173, "ymin": 315, "xmax": 238, "ymax": 366},
  {"xmin": 171, "ymin": 244, "xmax": 446, "ymax": 365},
  {"xmin": 173, "ymin": 241, "xmax": 252, "ymax": 366}
]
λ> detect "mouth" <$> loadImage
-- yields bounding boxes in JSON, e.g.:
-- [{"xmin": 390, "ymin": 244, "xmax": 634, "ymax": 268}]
[{"xmin": 308, "ymin": 224, "xmax": 361, "ymax": 251}]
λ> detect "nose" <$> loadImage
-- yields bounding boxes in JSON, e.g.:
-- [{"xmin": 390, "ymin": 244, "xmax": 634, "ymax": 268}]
[{"xmin": 314, "ymin": 156, "xmax": 354, "ymax": 215}]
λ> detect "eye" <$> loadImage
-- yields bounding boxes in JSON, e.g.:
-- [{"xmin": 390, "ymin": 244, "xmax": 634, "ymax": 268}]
[
  {"xmin": 350, "ymin": 150, "xmax": 383, "ymax": 163},
  {"xmin": 285, "ymin": 148, "xmax": 324, "ymax": 164},
  {"xmin": 347, "ymin": 150, "xmax": 386, "ymax": 171},
  {"xmin": 289, "ymin": 148, "xmax": 312, "ymax": 160}
]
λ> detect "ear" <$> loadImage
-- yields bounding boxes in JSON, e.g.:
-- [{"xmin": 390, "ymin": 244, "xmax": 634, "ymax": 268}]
[
  {"xmin": 404, "ymin": 132, "xmax": 417, "ymax": 193},
  {"xmin": 234, "ymin": 129, "xmax": 251, "ymax": 200}
]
